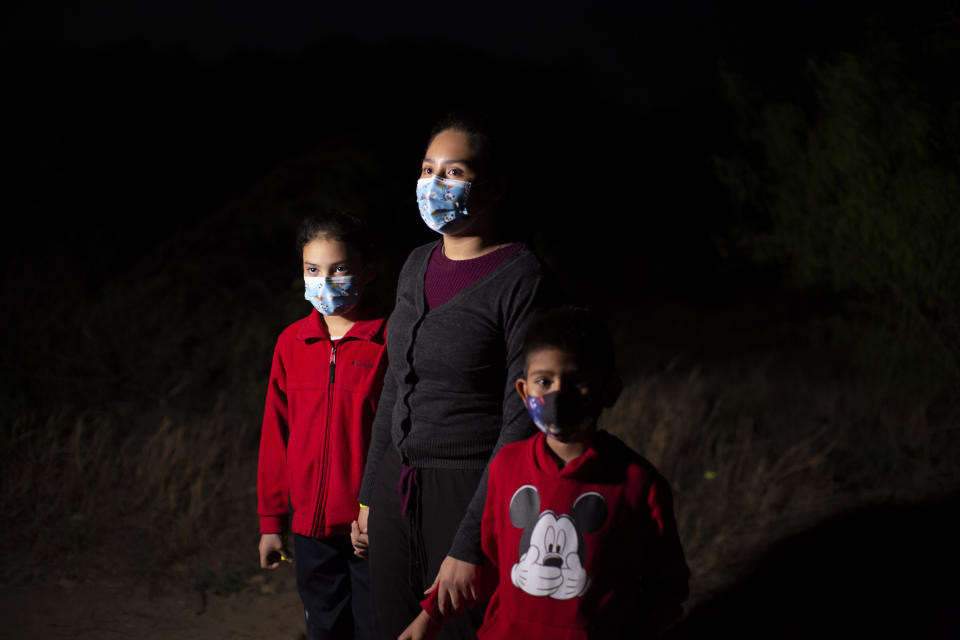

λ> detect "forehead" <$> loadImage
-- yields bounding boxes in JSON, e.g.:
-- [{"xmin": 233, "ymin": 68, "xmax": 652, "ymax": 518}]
[
  {"xmin": 525, "ymin": 347, "xmax": 579, "ymax": 373},
  {"xmin": 424, "ymin": 128, "xmax": 474, "ymax": 162},
  {"xmin": 302, "ymin": 235, "xmax": 353, "ymax": 261}
]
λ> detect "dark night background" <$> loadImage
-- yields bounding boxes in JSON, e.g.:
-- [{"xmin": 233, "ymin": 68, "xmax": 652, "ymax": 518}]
[{"xmin": 2, "ymin": 1, "xmax": 959, "ymax": 637}]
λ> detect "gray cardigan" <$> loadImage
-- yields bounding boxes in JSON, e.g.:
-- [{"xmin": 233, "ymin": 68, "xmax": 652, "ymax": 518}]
[{"xmin": 358, "ymin": 240, "xmax": 552, "ymax": 562}]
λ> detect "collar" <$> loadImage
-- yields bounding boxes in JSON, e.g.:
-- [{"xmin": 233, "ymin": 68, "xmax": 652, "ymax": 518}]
[
  {"xmin": 296, "ymin": 307, "xmax": 387, "ymax": 344},
  {"xmin": 532, "ymin": 430, "xmax": 606, "ymax": 479}
]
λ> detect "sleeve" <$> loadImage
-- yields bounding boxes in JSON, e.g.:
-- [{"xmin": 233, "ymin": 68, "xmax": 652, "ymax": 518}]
[
  {"xmin": 446, "ymin": 266, "xmax": 555, "ymax": 563},
  {"xmin": 638, "ymin": 476, "xmax": 691, "ymax": 631},
  {"xmin": 421, "ymin": 463, "xmax": 501, "ymax": 621},
  {"xmin": 480, "ymin": 458, "xmax": 500, "ymax": 568},
  {"xmin": 420, "ymin": 588, "xmax": 443, "ymax": 621},
  {"xmin": 257, "ymin": 337, "xmax": 290, "ymax": 534},
  {"xmin": 358, "ymin": 247, "xmax": 422, "ymax": 506},
  {"xmin": 357, "ymin": 359, "xmax": 398, "ymax": 506}
]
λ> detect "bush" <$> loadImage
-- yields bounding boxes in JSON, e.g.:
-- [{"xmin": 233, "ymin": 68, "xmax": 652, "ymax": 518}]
[{"xmin": 716, "ymin": 43, "xmax": 960, "ymax": 388}]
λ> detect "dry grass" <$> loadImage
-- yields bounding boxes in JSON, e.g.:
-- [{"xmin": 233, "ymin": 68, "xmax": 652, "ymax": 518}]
[
  {"xmin": 0, "ymin": 398, "xmax": 259, "ymax": 591},
  {"xmin": 600, "ymin": 358, "xmax": 960, "ymax": 607},
  {"xmin": 2, "ymin": 331, "xmax": 958, "ymax": 612}
]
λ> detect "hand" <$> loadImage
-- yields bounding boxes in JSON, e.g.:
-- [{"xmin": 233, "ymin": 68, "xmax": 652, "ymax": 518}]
[
  {"xmin": 351, "ymin": 506, "xmax": 370, "ymax": 558},
  {"xmin": 557, "ymin": 552, "xmax": 590, "ymax": 600},
  {"xmin": 424, "ymin": 556, "xmax": 482, "ymax": 616},
  {"xmin": 511, "ymin": 547, "xmax": 562, "ymax": 597},
  {"xmin": 398, "ymin": 610, "xmax": 441, "ymax": 640},
  {"xmin": 258, "ymin": 533, "xmax": 291, "ymax": 569}
]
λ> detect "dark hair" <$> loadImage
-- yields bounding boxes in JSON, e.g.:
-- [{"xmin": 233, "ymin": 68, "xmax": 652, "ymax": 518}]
[
  {"xmin": 523, "ymin": 306, "xmax": 616, "ymax": 377},
  {"xmin": 428, "ymin": 112, "xmax": 503, "ymax": 180},
  {"xmin": 296, "ymin": 212, "xmax": 373, "ymax": 262}
]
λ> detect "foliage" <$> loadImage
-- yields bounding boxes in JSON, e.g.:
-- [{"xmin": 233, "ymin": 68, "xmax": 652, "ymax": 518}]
[{"xmin": 716, "ymin": 44, "xmax": 960, "ymax": 387}]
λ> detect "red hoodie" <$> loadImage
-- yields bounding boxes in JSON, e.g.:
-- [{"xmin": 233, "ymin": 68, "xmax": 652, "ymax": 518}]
[
  {"xmin": 258, "ymin": 309, "xmax": 387, "ymax": 538},
  {"xmin": 422, "ymin": 430, "xmax": 689, "ymax": 639}
]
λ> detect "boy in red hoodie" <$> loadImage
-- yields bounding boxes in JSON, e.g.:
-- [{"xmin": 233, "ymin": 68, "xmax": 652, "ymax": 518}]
[
  {"xmin": 257, "ymin": 213, "xmax": 387, "ymax": 640},
  {"xmin": 402, "ymin": 306, "xmax": 689, "ymax": 639}
]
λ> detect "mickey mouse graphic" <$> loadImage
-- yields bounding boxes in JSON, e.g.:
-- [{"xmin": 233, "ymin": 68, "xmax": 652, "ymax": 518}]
[{"xmin": 509, "ymin": 484, "xmax": 608, "ymax": 600}]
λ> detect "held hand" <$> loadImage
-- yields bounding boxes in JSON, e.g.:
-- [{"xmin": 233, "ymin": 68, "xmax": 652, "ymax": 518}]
[
  {"xmin": 397, "ymin": 610, "xmax": 441, "ymax": 640},
  {"xmin": 351, "ymin": 506, "xmax": 370, "ymax": 558},
  {"xmin": 425, "ymin": 556, "xmax": 482, "ymax": 616},
  {"xmin": 258, "ymin": 533, "xmax": 290, "ymax": 569}
]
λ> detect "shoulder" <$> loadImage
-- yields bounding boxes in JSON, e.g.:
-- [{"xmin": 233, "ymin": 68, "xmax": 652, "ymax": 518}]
[
  {"xmin": 502, "ymin": 244, "xmax": 548, "ymax": 279},
  {"xmin": 400, "ymin": 240, "xmax": 441, "ymax": 273},
  {"xmin": 497, "ymin": 246, "xmax": 561, "ymax": 312},
  {"xmin": 596, "ymin": 431, "xmax": 669, "ymax": 490},
  {"xmin": 489, "ymin": 246, "xmax": 555, "ymax": 309},
  {"xmin": 276, "ymin": 313, "xmax": 312, "ymax": 345},
  {"xmin": 394, "ymin": 241, "xmax": 441, "ymax": 295}
]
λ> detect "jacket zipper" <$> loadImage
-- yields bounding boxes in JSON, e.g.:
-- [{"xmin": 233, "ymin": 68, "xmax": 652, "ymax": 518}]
[{"xmin": 311, "ymin": 341, "xmax": 337, "ymax": 537}]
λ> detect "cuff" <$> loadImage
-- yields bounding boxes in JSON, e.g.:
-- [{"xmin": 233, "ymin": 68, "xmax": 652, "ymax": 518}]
[
  {"xmin": 420, "ymin": 590, "xmax": 442, "ymax": 621},
  {"xmin": 259, "ymin": 515, "xmax": 287, "ymax": 534},
  {"xmin": 447, "ymin": 537, "xmax": 485, "ymax": 566},
  {"xmin": 358, "ymin": 486, "xmax": 372, "ymax": 507}
]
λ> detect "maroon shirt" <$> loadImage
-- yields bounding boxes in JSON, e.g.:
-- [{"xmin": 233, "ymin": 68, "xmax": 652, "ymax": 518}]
[{"xmin": 424, "ymin": 242, "xmax": 523, "ymax": 310}]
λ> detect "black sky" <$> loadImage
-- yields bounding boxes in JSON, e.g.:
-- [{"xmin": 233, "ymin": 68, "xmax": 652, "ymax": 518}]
[{"xmin": 2, "ymin": 0, "xmax": 956, "ymax": 296}]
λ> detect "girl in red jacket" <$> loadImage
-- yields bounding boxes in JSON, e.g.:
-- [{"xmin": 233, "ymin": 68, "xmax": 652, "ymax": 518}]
[{"xmin": 257, "ymin": 212, "xmax": 388, "ymax": 640}]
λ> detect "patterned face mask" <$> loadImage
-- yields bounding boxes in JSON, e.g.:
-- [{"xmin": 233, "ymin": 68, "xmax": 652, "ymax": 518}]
[
  {"xmin": 416, "ymin": 176, "xmax": 471, "ymax": 233},
  {"xmin": 524, "ymin": 390, "xmax": 602, "ymax": 442},
  {"xmin": 303, "ymin": 276, "xmax": 359, "ymax": 316}
]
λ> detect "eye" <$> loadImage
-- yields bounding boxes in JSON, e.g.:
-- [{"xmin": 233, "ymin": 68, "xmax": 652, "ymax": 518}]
[
  {"xmin": 335, "ymin": 265, "xmax": 349, "ymax": 274},
  {"xmin": 306, "ymin": 266, "xmax": 318, "ymax": 274},
  {"xmin": 421, "ymin": 165, "xmax": 433, "ymax": 176},
  {"xmin": 545, "ymin": 526, "xmax": 556, "ymax": 553},
  {"xmin": 535, "ymin": 377, "xmax": 552, "ymax": 389},
  {"xmin": 447, "ymin": 167, "xmax": 463, "ymax": 177},
  {"xmin": 556, "ymin": 530, "xmax": 566, "ymax": 553}
]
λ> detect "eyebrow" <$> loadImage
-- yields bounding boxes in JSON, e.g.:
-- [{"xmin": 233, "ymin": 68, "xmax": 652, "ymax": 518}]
[
  {"xmin": 303, "ymin": 260, "xmax": 348, "ymax": 266},
  {"xmin": 528, "ymin": 369, "xmax": 556, "ymax": 377},
  {"xmin": 422, "ymin": 157, "xmax": 470, "ymax": 164}
]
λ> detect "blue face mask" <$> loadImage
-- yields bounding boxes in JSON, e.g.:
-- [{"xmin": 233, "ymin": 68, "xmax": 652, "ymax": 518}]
[
  {"xmin": 304, "ymin": 276, "xmax": 359, "ymax": 316},
  {"xmin": 416, "ymin": 176, "xmax": 471, "ymax": 233},
  {"xmin": 524, "ymin": 390, "xmax": 602, "ymax": 442}
]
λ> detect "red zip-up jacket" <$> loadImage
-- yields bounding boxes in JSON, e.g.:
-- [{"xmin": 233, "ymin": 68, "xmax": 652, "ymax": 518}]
[{"xmin": 258, "ymin": 309, "xmax": 388, "ymax": 538}]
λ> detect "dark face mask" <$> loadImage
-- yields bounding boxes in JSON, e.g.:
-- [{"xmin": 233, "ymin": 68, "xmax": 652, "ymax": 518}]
[{"xmin": 524, "ymin": 389, "xmax": 603, "ymax": 442}]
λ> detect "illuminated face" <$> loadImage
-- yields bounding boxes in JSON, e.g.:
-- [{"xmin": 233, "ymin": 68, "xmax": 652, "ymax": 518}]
[
  {"xmin": 301, "ymin": 235, "xmax": 373, "ymax": 316},
  {"xmin": 302, "ymin": 235, "xmax": 365, "ymax": 281},
  {"xmin": 420, "ymin": 128, "xmax": 478, "ymax": 184},
  {"xmin": 517, "ymin": 348, "xmax": 607, "ymax": 441},
  {"xmin": 419, "ymin": 128, "xmax": 495, "ymax": 235}
]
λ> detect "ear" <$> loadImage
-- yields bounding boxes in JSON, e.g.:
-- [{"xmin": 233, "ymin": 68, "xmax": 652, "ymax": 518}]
[
  {"xmin": 602, "ymin": 373, "xmax": 623, "ymax": 409},
  {"xmin": 516, "ymin": 378, "xmax": 528, "ymax": 404},
  {"xmin": 509, "ymin": 485, "xmax": 541, "ymax": 529},
  {"xmin": 571, "ymin": 491, "xmax": 608, "ymax": 535}
]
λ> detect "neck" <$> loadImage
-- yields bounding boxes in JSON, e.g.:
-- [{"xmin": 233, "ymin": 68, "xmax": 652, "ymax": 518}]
[
  {"xmin": 544, "ymin": 428, "xmax": 597, "ymax": 466},
  {"xmin": 322, "ymin": 312, "xmax": 356, "ymax": 338},
  {"xmin": 442, "ymin": 234, "xmax": 503, "ymax": 260},
  {"xmin": 441, "ymin": 208, "xmax": 503, "ymax": 260}
]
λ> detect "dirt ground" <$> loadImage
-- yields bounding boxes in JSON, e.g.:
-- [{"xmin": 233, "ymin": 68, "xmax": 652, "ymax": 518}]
[{"xmin": 1, "ymin": 567, "xmax": 306, "ymax": 640}]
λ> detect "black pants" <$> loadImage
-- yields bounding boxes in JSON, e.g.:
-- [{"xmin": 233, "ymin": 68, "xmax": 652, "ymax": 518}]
[
  {"xmin": 293, "ymin": 533, "xmax": 375, "ymax": 640},
  {"xmin": 368, "ymin": 445, "xmax": 486, "ymax": 640}
]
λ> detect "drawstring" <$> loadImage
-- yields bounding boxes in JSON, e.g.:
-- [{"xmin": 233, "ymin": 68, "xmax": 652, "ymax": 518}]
[{"xmin": 399, "ymin": 462, "xmax": 429, "ymax": 590}]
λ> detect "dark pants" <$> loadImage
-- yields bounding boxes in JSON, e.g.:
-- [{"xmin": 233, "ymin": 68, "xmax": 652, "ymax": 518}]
[
  {"xmin": 293, "ymin": 533, "xmax": 375, "ymax": 640},
  {"xmin": 368, "ymin": 445, "xmax": 486, "ymax": 640}
]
